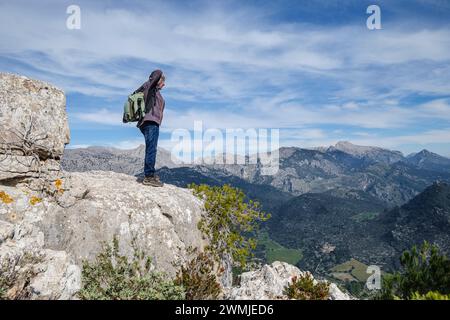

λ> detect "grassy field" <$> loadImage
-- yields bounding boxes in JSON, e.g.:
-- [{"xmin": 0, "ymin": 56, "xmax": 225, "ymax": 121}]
[
  {"xmin": 257, "ymin": 231, "xmax": 303, "ymax": 265},
  {"xmin": 330, "ymin": 272, "xmax": 356, "ymax": 282},
  {"xmin": 329, "ymin": 258, "xmax": 370, "ymax": 282}
]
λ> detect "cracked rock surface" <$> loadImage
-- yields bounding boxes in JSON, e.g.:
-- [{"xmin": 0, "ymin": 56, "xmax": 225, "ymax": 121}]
[
  {"xmin": 0, "ymin": 171, "xmax": 207, "ymax": 299},
  {"xmin": 0, "ymin": 73, "xmax": 70, "ymax": 182},
  {"xmin": 225, "ymin": 261, "xmax": 352, "ymax": 300}
]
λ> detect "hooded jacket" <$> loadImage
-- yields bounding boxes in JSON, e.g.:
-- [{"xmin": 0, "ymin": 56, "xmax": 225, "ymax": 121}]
[{"xmin": 134, "ymin": 69, "xmax": 165, "ymax": 127}]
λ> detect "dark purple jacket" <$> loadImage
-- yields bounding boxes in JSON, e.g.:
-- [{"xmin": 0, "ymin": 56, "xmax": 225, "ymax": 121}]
[{"xmin": 134, "ymin": 69, "xmax": 165, "ymax": 127}]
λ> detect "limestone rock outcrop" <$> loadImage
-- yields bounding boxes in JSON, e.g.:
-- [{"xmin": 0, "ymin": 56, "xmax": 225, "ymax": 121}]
[
  {"xmin": 225, "ymin": 261, "xmax": 352, "ymax": 300},
  {"xmin": 0, "ymin": 170, "xmax": 207, "ymax": 299},
  {"xmin": 0, "ymin": 220, "xmax": 80, "ymax": 299},
  {"xmin": 0, "ymin": 73, "xmax": 70, "ymax": 182}
]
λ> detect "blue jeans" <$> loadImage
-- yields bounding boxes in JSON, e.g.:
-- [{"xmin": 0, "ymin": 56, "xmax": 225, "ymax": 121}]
[{"xmin": 140, "ymin": 121, "xmax": 159, "ymax": 177}]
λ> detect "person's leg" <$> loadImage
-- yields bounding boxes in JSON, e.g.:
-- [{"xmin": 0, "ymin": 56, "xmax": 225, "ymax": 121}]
[
  {"xmin": 146, "ymin": 122, "xmax": 159, "ymax": 177},
  {"xmin": 140, "ymin": 121, "xmax": 159, "ymax": 177}
]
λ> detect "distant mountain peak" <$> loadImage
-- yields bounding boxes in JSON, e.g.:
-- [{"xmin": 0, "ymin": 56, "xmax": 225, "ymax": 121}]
[
  {"xmin": 416, "ymin": 149, "xmax": 435, "ymax": 156},
  {"xmin": 335, "ymin": 140, "xmax": 355, "ymax": 147},
  {"xmin": 327, "ymin": 141, "xmax": 404, "ymax": 165},
  {"xmin": 405, "ymin": 148, "xmax": 450, "ymax": 170},
  {"xmin": 334, "ymin": 140, "xmax": 391, "ymax": 153},
  {"xmin": 385, "ymin": 180, "xmax": 450, "ymax": 227},
  {"xmin": 334, "ymin": 141, "xmax": 373, "ymax": 154}
]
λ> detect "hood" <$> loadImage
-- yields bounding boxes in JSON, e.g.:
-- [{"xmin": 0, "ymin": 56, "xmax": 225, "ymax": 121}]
[{"xmin": 149, "ymin": 69, "xmax": 163, "ymax": 83}]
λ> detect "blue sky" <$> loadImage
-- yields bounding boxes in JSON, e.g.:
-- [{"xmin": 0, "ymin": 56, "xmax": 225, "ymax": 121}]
[{"xmin": 1, "ymin": 0, "xmax": 450, "ymax": 157}]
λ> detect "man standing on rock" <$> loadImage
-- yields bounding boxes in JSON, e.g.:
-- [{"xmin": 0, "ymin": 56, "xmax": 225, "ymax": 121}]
[{"xmin": 134, "ymin": 69, "xmax": 165, "ymax": 187}]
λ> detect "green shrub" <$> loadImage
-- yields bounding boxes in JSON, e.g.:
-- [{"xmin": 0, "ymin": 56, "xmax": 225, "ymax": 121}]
[
  {"xmin": 284, "ymin": 273, "xmax": 330, "ymax": 300},
  {"xmin": 174, "ymin": 247, "xmax": 222, "ymax": 300},
  {"xmin": 189, "ymin": 183, "xmax": 271, "ymax": 269},
  {"xmin": 78, "ymin": 237, "xmax": 185, "ymax": 300},
  {"xmin": 411, "ymin": 291, "xmax": 450, "ymax": 300},
  {"xmin": 378, "ymin": 241, "xmax": 450, "ymax": 300}
]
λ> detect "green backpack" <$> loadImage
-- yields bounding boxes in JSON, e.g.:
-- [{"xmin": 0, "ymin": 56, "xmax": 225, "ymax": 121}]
[{"xmin": 122, "ymin": 92, "xmax": 145, "ymax": 123}]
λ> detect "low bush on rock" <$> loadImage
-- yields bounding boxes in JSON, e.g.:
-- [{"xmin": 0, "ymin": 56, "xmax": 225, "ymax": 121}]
[
  {"xmin": 78, "ymin": 237, "xmax": 185, "ymax": 300},
  {"xmin": 284, "ymin": 273, "xmax": 330, "ymax": 300},
  {"xmin": 174, "ymin": 247, "xmax": 222, "ymax": 300},
  {"xmin": 410, "ymin": 291, "xmax": 450, "ymax": 300},
  {"xmin": 0, "ymin": 252, "xmax": 43, "ymax": 300}
]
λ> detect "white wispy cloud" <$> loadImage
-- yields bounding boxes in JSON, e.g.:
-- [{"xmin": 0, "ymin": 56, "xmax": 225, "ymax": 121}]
[
  {"xmin": 1, "ymin": 0, "xmax": 450, "ymax": 156},
  {"xmin": 2, "ymin": 0, "xmax": 450, "ymax": 99},
  {"xmin": 73, "ymin": 98, "xmax": 450, "ymax": 132}
]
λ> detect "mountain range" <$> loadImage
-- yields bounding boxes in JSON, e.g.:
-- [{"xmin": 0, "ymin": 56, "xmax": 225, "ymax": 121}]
[
  {"xmin": 62, "ymin": 141, "xmax": 450, "ymax": 275},
  {"xmin": 62, "ymin": 145, "xmax": 184, "ymax": 175},
  {"xmin": 63, "ymin": 142, "xmax": 450, "ymax": 206}
]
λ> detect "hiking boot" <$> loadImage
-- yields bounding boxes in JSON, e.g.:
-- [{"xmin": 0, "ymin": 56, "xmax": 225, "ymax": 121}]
[{"xmin": 142, "ymin": 175, "xmax": 164, "ymax": 187}]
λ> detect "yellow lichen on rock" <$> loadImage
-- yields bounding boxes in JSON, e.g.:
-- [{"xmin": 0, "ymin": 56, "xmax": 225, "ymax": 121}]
[
  {"xmin": 0, "ymin": 190, "xmax": 14, "ymax": 204},
  {"xmin": 55, "ymin": 179, "xmax": 64, "ymax": 194},
  {"xmin": 30, "ymin": 196, "xmax": 42, "ymax": 206}
]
